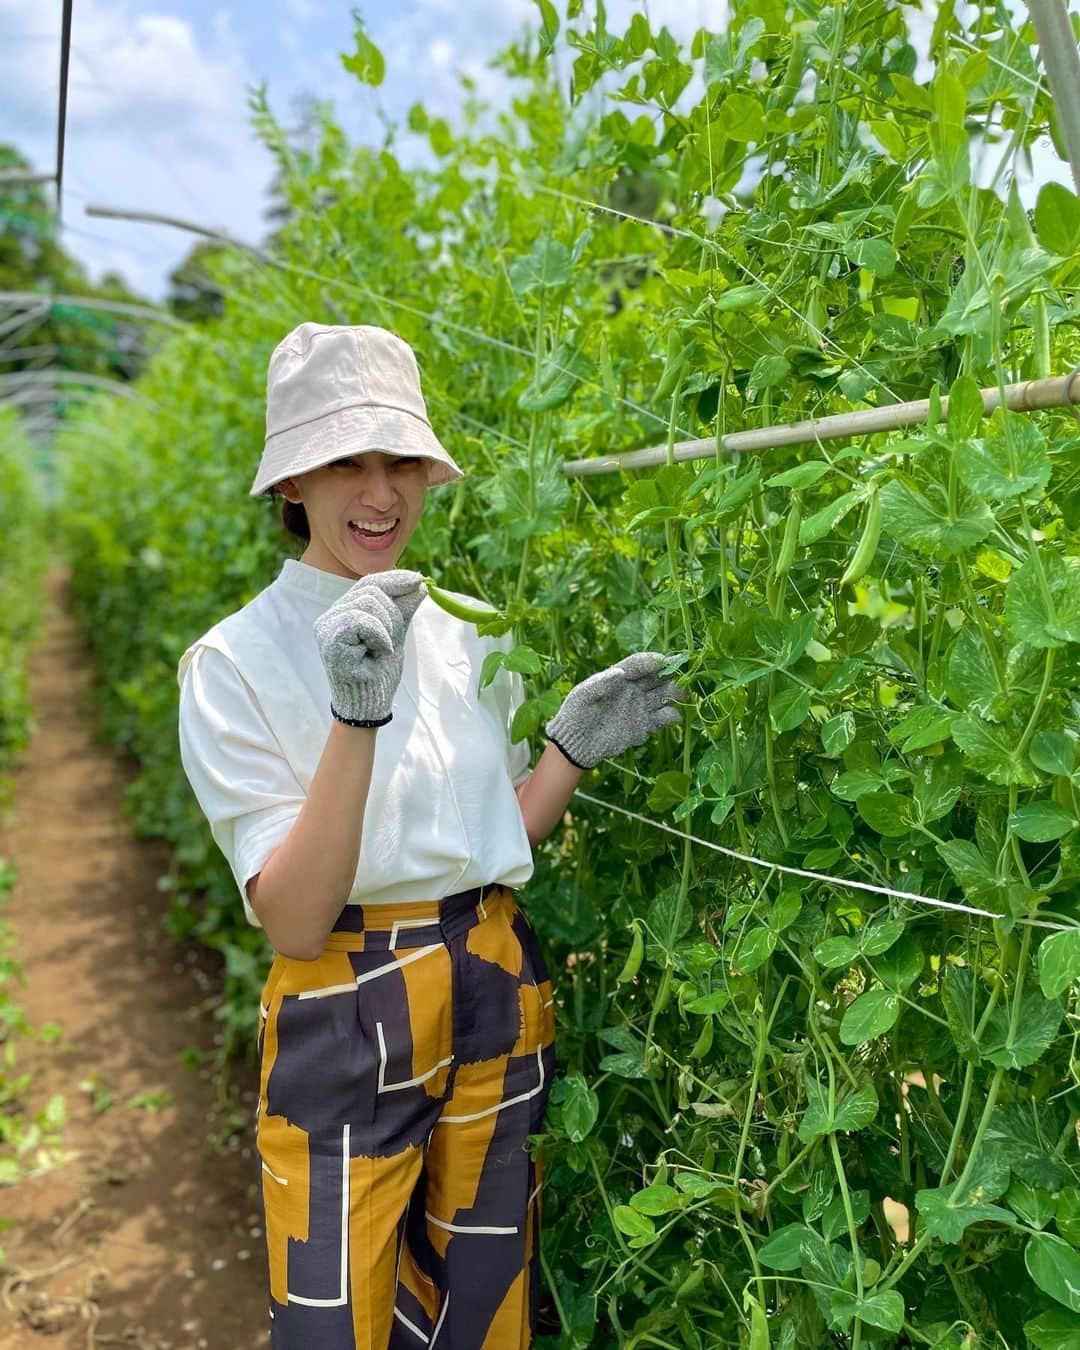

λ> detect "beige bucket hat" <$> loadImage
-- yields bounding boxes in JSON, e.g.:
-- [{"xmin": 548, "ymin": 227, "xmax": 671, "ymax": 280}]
[{"xmin": 248, "ymin": 322, "xmax": 465, "ymax": 497}]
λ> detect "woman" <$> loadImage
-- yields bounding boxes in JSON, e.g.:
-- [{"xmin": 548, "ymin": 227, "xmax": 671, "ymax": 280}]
[{"xmin": 176, "ymin": 322, "xmax": 687, "ymax": 1348}]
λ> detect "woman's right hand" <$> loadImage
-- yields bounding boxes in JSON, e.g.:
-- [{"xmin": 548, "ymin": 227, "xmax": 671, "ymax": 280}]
[{"xmin": 312, "ymin": 569, "xmax": 427, "ymax": 726}]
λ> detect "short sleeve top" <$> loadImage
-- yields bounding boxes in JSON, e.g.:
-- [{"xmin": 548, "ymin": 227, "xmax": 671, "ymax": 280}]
[{"xmin": 176, "ymin": 557, "xmax": 534, "ymax": 928}]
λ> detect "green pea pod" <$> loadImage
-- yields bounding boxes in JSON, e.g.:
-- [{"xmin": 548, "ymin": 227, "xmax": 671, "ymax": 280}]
[
  {"xmin": 768, "ymin": 33, "xmax": 806, "ymax": 112},
  {"xmin": 774, "ymin": 492, "xmax": 802, "ymax": 579},
  {"xmin": 838, "ymin": 488, "xmax": 883, "ymax": 588},
  {"xmin": 653, "ymin": 963, "xmax": 674, "ymax": 1014},
  {"xmin": 615, "ymin": 919, "xmax": 644, "ymax": 984},
  {"xmin": 688, "ymin": 1014, "xmax": 714, "ymax": 1061},
  {"xmin": 674, "ymin": 1260, "xmax": 706, "ymax": 1302},
  {"xmin": 420, "ymin": 576, "xmax": 503, "ymax": 625},
  {"xmin": 655, "ymin": 328, "xmax": 688, "ymax": 401}
]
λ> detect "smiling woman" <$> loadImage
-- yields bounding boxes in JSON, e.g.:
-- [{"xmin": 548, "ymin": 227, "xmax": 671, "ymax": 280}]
[
  {"xmin": 176, "ymin": 322, "xmax": 558, "ymax": 1346},
  {"xmin": 270, "ymin": 447, "xmax": 429, "ymax": 578}
]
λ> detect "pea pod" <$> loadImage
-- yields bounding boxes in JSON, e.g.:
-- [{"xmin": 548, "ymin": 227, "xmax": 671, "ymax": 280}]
[
  {"xmin": 774, "ymin": 492, "xmax": 802, "ymax": 579},
  {"xmin": 674, "ymin": 1260, "xmax": 706, "ymax": 1302},
  {"xmin": 653, "ymin": 962, "xmax": 674, "ymax": 1014},
  {"xmin": 615, "ymin": 919, "xmax": 644, "ymax": 984},
  {"xmin": 420, "ymin": 576, "xmax": 503, "ymax": 625},
  {"xmin": 688, "ymin": 1014, "xmax": 714, "ymax": 1061},
  {"xmin": 838, "ymin": 488, "xmax": 883, "ymax": 588},
  {"xmin": 655, "ymin": 328, "xmax": 689, "ymax": 401}
]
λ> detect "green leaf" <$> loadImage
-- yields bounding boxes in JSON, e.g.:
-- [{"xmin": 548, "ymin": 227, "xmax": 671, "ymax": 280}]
[
  {"xmin": 718, "ymin": 93, "xmax": 765, "ymax": 143},
  {"xmin": 1009, "ymin": 801, "xmax": 1076, "ymax": 842},
  {"xmin": 869, "ymin": 934, "xmax": 924, "ymax": 992},
  {"xmin": 732, "ymin": 926, "xmax": 777, "ymax": 973},
  {"xmin": 714, "ymin": 282, "xmax": 769, "ymax": 312},
  {"xmin": 821, "ymin": 711, "xmax": 856, "ymax": 756},
  {"xmin": 1026, "ymin": 1233, "xmax": 1080, "ymax": 1313},
  {"xmin": 913, "ymin": 753, "xmax": 964, "ymax": 824},
  {"xmin": 888, "ymin": 702, "xmax": 957, "ymax": 752},
  {"xmin": 814, "ymin": 935, "xmax": 862, "ymax": 970},
  {"xmin": 758, "ymin": 1222, "xmax": 815, "ymax": 1271},
  {"xmin": 863, "ymin": 918, "xmax": 906, "ymax": 956},
  {"xmin": 1038, "ymin": 929, "xmax": 1080, "ymax": 1000},
  {"xmin": 799, "ymin": 1080, "xmax": 877, "ymax": 1144},
  {"xmin": 647, "ymin": 771, "xmax": 692, "ymax": 813},
  {"xmin": 946, "ymin": 625, "xmax": 1005, "ymax": 719},
  {"xmin": 840, "ymin": 988, "xmax": 901, "ymax": 1046},
  {"xmin": 1004, "ymin": 552, "xmax": 1080, "ymax": 648},
  {"xmin": 629, "ymin": 1182, "xmax": 684, "ymax": 1215},
  {"xmin": 834, "ymin": 1082, "xmax": 879, "ymax": 1132},
  {"xmin": 856, "ymin": 791, "xmax": 915, "ymax": 837},
  {"xmin": 1030, "ymin": 730, "xmax": 1076, "ymax": 777},
  {"xmin": 985, "ymin": 1104, "xmax": 1068, "ymax": 1191},
  {"xmin": 612, "ymin": 1204, "xmax": 657, "ymax": 1243},
  {"xmin": 829, "ymin": 1288, "xmax": 905, "ymax": 1335},
  {"xmin": 769, "ymin": 683, "xmax": 812, "ymax": 734},
  {"xmin": 952, "ymin": 714, "xmax": 1040, "ymax": 786},
  {"xmin": 1034, "ymin": 181, "xmax": 1080, "ymax": 257},
  {"xmin": 340, "ymin": 11, "xmax": 386, "ymax": 85},
  {"xmin": 955, "ymin": 412, "xmax": 1051, "ymax": 500},
  {"xmin": 799, "ymin": 490, "xmax": 861, "ymax": 545},
  {"xmin": 982, "ymin": 990, "xmax": 1063, "ymax": 1069},
  {"xmin": 846, "ymin": 236, "xmax": 896, "ymax": 277},
  {"xmin": 878, "ymin": 479, "xmax": 994, "ymax": 556},
  {"xmin": 915, "ymin": 1184, "xmax": 1015, "ymax": 1243},
  {"xmin": 560, "ymin": 1073, "xmax": 599, "ymax": 1141},
  {"xmin": 1025, "ymin": 1307, "xmax": 1080, "ymax": 1350},
  {"xmin": 766, "ymin": 459, "xmax": 830, "ymax": 489},
  {"xmin": 947, "ymin": 373, "xmax": 985, "ymax": 439},
  {"xmin": 749, "ymin": 354, "xmax": 791, "ymax": 393}
]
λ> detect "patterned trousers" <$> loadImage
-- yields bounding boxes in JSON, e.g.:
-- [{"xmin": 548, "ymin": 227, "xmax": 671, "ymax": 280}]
[{"xmin": 254, "ymin": 881, "xmax": 557, "ymax": 1348}]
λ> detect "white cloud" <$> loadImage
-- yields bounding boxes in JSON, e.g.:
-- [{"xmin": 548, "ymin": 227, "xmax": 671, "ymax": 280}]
[{"xmin": 0, "ymin": 0, "xmax": 276, "ymax": 301}]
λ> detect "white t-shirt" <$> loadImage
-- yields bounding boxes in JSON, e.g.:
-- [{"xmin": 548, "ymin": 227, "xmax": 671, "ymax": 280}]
[{"xmin": 176, "ymin": 557, "xmax": 534, "ymax": 929}]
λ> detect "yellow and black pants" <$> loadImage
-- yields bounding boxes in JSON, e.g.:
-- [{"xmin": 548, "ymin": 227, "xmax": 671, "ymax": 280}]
[{"xmin": 255, "ymin": 881, "xmax": 557, "ymax": 1347}]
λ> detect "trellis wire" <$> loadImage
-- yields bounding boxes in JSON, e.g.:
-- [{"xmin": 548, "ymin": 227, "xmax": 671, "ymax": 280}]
[
  {"xmin": 83, "ymin": 201, "xmax": 706, "ymax": 443},
  {"xmin": 570, "ymin": 789, "xmax": 1075, "ymax": 935}
]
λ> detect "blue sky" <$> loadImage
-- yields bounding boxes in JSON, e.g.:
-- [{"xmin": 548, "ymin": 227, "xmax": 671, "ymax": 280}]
[{"xmin": 1, "ymin": 1, "xmax": 1073, "ymax": 303}]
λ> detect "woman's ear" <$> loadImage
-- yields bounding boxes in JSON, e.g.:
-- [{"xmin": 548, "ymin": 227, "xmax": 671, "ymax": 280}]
[{"xmin": 276, "ymin": 477, "xmax": 302, "ymax": 504}]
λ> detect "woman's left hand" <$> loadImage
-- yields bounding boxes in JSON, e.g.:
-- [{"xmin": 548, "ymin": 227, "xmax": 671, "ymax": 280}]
[{"xmin": 542, "ymin": 652, "xmax": 689, "ymax": 770}]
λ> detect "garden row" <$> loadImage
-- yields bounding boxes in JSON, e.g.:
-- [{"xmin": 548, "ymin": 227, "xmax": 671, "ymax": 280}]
[{"xmin": 51, "ymin": 2, "xmax": 1080, "ymax": 1345}]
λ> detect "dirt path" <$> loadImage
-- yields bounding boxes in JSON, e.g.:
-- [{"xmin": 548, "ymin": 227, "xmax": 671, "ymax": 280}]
[{"xmin": 0, "ymin": 565, "xmax": 267, "ymax": 1349}]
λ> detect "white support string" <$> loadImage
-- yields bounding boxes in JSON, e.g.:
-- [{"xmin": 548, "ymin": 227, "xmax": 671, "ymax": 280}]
[{"xmin": 570, "ymin": 789, "xmax": 1075, "ymax": 934}]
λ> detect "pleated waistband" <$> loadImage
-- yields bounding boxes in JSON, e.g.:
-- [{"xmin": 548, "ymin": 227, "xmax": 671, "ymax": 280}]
[{"xmin": 323, "ymin": 881, "xmax": 505, "ymax": 951}]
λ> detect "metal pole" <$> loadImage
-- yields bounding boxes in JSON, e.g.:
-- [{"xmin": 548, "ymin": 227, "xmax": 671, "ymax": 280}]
[
  {"xmin": 560, "ymin": 370, "xmax": 1080, "ymax": 478},
  {"xmin": 0, "ymin": 171, "xmax": 57, "ymax": 187},
  {"xmin": 1026, "ymin": 0, "xmax": 1080, "ymax": 192},
  {"xmin": 56, "ymin": 0, "xmax": 74, "ymax": 216},
  {"xmin": 0, "ymin": 291, "xmax": 188, "ymax": 329}
]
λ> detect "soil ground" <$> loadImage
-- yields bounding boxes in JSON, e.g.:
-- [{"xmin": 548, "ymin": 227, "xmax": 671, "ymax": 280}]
[{"xmin": 0, "ymin": 565, "xmax": 268, "ymax": 1349}]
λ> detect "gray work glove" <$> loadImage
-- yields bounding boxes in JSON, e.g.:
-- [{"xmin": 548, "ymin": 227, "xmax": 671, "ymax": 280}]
[
  {"xmin": 312, "ymin": 569, "xmax": 427, "ymax": 726},
  {"xmin": 543, "ymin": 651, "xmax": 688, "ymax": 770}
]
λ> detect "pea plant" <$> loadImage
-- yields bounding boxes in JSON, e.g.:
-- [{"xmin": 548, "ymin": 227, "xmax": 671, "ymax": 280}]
[{"xmin": 52, "ymin": 0, "xmax": 1079, "ymax": 1344}]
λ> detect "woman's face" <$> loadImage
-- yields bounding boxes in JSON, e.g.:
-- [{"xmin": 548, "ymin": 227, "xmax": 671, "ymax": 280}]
[{"xmin": 276, "ymin": 450, "xmax": 428, "ymax": 580}]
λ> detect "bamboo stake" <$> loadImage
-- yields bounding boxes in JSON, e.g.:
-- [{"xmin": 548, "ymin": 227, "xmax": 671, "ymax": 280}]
[{"xmin": 560, "ymin": 370, "xmax": 1080, "ymax": 478}]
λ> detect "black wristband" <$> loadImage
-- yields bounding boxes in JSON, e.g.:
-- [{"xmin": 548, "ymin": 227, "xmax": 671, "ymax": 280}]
[
  {"xmin": 331, "ymin": 704, "xmax": 392, "ymax": 728},
  {"xmin": 543, "ymin": 728, "xmax": 591, "ymax": 771}
]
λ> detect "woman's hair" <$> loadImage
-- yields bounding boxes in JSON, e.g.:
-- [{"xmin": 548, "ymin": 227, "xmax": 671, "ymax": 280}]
[{"xmin": 268, "ymin": 485, "xmax": 310, "ymax": 542}]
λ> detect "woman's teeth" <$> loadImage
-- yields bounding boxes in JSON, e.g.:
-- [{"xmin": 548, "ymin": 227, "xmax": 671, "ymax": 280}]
[{"xmin": 348, "ymin": 518, "xmax": 401, "ymax": 549}]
